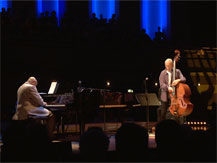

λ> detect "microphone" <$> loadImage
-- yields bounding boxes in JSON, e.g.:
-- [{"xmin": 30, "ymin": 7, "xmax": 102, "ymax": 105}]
[{"xmin": 144, "ymin": 77, "xmax": 148, "ymax": 93}]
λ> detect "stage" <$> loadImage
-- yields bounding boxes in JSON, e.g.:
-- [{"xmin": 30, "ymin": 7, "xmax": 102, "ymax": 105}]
[{"xmin": 51, "ymin": 121, "xmax": 157, "ymax": 148}]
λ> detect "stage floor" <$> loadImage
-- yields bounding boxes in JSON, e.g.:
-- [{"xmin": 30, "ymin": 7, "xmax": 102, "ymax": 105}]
[{"xmin": 51, "ymin": 121, "xmax": 157, "ymax": 153}]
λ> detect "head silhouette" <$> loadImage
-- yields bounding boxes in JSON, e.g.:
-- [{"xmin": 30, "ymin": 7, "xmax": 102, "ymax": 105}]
[
  {"xmin": 155, "ymin": 119, "xmax": 181, "ymax": 147},
  {"xmin": 155, "ymin": 120, "xmax": 182, "ymax": 161},
  {"xmin": 115, "ymin": 123, "xmax": 149, "ymax": 161},
  {"xmin": 79, "ymin": 127, "xmax": 109, "ymax": 161}
]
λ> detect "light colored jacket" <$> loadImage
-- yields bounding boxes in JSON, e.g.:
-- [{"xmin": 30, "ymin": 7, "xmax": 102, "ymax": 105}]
[{"xmin": 13, "ymin": 82, "xmax": 47, "ymax": 120}]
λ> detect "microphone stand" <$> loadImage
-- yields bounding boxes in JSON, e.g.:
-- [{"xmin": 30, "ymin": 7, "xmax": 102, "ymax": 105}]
[
  {"xmin": 102, "ymin": 89, "xmax": 106, "ymax": 132},
  {"xmin": 144, "ymin": 78, "xmax": 150, "ymax": 133}
]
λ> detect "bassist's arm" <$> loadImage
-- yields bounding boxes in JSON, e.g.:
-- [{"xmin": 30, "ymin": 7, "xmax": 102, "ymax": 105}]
[{"xmin": 178, "ymin": 69, "xmax": 186, "ymax": 83}]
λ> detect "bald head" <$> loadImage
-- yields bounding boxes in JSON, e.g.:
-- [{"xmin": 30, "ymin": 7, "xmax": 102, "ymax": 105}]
[
  {"xmin": 27, "ymin": 76, "xmax": 38, "ymax": 86},
  {"xmin": 165, "ymin": 58, "xmax": 173, "ymax": 71}
]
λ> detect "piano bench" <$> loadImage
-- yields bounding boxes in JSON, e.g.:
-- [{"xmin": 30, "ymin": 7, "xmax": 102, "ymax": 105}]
[{"xmin": 28, "ymin": 115, "xmax": 49, "ymax": 125}]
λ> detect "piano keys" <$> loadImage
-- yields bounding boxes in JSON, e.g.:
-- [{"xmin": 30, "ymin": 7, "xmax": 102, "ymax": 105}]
[
  {"xmin": 42, "ymin": 93, "xmax": 74, "ymax": 105},
  {"xmin": 45, "ymin": 104, "xmax": 66, "ymax": 108}
]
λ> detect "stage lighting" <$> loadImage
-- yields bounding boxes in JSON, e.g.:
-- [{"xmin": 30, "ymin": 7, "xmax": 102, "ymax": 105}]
[
  {"xmin": 127, "ymin": 89, "xmax": 133, "ymax": 93},
  {"xmin": 141, "ymin": 0, "xmax": 171, "ymax": 40},
  {"xmin": 90, "ymin": 0, "xmax": 119, "ymax": 20},
  {"xmin": 106, "ymin": 81, "xmax": 111, "ymax": 88},
  {"xmin": 0, "ymin": 0, "xmax": 12, "ymax": 12},
  {"xmin": 36, "ymin": 0, "xmax": 65, "ymax": 25}
]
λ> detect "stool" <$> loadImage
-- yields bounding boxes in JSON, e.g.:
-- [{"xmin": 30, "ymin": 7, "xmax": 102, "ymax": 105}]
[
  {"xmin": 28, "ymin": 115, "xmax": 49, "ymax": 125},
  {"xmin": 28, "ymin": 115, "xmax": 60, "ymax": 135}
]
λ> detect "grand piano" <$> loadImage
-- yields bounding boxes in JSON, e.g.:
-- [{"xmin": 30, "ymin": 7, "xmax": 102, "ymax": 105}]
[
  {"xmin": 41, "ymin": 84, "xmax": 161, "ymax": 134},
  {"xmin": 40, "ymin": 93, "xmax": 73, "ymax": 134},
  {"xmin": 41, "ymin": 86, "xmax": 110, "ymax": 134}
]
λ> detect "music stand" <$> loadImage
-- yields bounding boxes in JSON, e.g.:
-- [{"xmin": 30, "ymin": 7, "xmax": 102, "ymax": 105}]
[{"xmin": 135, "ymin": 93, "xmax": 161, "ymax": 132}]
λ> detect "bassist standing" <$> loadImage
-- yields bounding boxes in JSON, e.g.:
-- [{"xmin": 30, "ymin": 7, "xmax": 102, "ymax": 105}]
[{"xmin": 158, "ymin": 50, "xmax": 186, "ymax": 124}]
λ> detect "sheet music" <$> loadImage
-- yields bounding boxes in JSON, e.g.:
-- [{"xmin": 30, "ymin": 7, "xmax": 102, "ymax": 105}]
[
  {"xmin": 48, "ymin": 81, "xmax": 58, "ymax": 94},
  {"xmin": 135, "ymin": 93, "xmax": 161, "ymax": 106}
]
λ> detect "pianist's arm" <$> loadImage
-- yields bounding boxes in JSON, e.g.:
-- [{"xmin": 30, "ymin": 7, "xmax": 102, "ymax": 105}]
[{"xmin": 28, "ymin": 86, "xmax": 47, "ymax": 107}]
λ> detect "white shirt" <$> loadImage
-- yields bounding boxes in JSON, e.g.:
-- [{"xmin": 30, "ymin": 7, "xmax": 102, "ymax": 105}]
[{"xmin": 167, "ymin": 71, "xmax": 172, "ymax": 87}]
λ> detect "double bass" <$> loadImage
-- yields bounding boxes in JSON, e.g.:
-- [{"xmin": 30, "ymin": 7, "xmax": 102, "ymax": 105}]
[{"xmin": 169, "ymin": 50, "xmax": 194, "ymax": 116}]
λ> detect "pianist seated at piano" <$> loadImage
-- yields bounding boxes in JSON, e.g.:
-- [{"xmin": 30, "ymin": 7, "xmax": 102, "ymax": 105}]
[{"xmin": 12, "ymin": 77, "xmax": 55, "ymax": 137}]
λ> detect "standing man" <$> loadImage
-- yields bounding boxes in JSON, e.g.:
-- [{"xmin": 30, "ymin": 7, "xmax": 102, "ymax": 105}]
[
  {"xmin": 159, "ymin": 58, "xmax": 186, "ymax": 124},
  {"xmin": 12, "ymin": 77, "xmax": 55, "ymax": 137}
]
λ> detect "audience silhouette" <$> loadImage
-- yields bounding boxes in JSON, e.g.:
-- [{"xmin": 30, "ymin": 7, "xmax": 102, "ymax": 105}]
[
  {"xmin": 154, "ymin": 26, "xmax": 167, "ymax": 41},
  {"xmin": 115, "ymin": 123, "xmax": 149, "ymax": 162},
  {"xmin": 155, "ymin": 119, "xmax": 216, "ymax": 162},
  {"xmin": 1, "ymin": 116, "xmax": 216, "ymax": 162},
  {"xmin": 1, "ymin": 9, "xmax": 156, "ymax": 48},
  {"xmin": 79, "ymin": 126, "xmax": 109, "ymax": 161},
  {"xmin": 155, "ymin": 119, "xmax": 183, "ymax": 161},
  {"xmin": 1, "ymin": 120, "xmax": 57, "ymax": 162}
]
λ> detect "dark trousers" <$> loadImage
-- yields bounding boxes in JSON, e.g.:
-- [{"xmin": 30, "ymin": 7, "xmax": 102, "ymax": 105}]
[
  {"xmin": 78, "ymin": 110, "xmax": 85, "ymax": 135},
  {"xmin": 158, "ymin": 101, "xmax": 186, "ymax": 124}
]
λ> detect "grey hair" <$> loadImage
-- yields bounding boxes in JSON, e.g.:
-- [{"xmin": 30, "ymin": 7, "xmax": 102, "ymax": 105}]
[{"xmin": 165, "ymin": 58, "xmax": 173, "ymax": 65}]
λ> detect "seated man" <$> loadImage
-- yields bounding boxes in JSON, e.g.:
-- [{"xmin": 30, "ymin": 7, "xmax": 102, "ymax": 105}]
[{"xmin": 12, "ymin": 77, "xmax": 55, "ymax": 137}]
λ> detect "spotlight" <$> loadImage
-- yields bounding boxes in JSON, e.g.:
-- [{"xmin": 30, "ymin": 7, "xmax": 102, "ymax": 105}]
[
  {"xmin": 127, "ymin": 89, "xmax": 133, "ymax": 93},
  {"xmin": 155, "ymin": 82, "xmax": 158, "ymax": 86},
  {"xmin": 193, "ymin": 127, "xmax": 197, "ymax": 130},
  {"xmin": 204, "ymin": 127, "xmax": 207, "ymax": 131},
  {"xmin": 106, "ymin": 81, "xmax": 111, "ymax": 88},
  {"xmin": 197, "ymin": 49, "xmax": 205, "ymax": 55},
  {"xmin": 198, "ymin": 83, "xmax": 201, "ymax": 86}
]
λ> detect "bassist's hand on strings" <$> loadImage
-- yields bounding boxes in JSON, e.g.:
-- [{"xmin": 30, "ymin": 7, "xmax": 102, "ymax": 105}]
[{"xmin": 171, "ymin": 79, "xmax": 181, "ymax": 86}]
